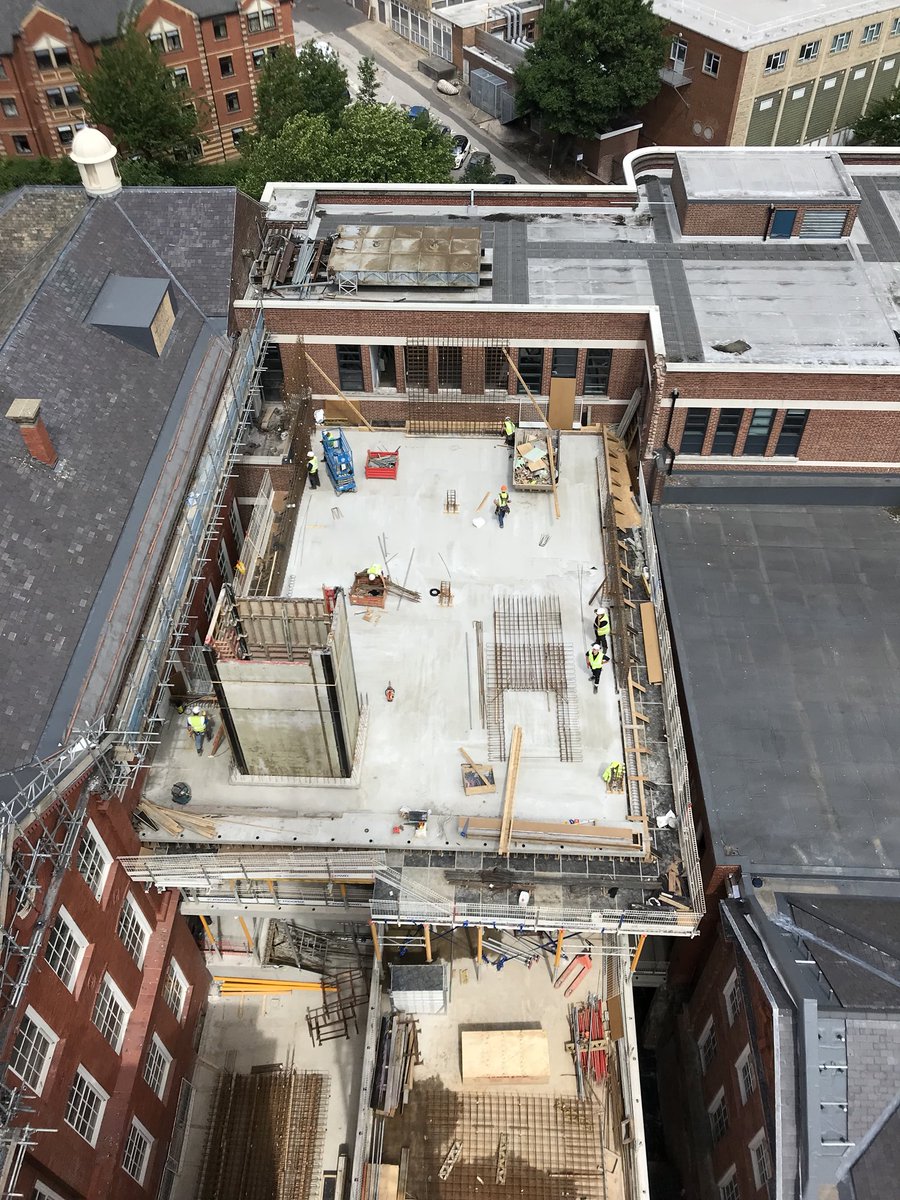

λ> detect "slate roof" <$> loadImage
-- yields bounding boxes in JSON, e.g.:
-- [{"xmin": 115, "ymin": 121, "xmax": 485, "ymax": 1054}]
[
  {"xmin": 654, "ymin": 504, "xmax": 900, "ymax": 876},
  {"xmin": 788, "ymin": 895, "xmax": 900, "ymax": 1010},
  {"xmin": 0, "ymin": 1, "xmax": 239, "ymax": 54},
  {"xmin": 0, "ymin": 185, "xmax": 255, "ymax": 782},
  {"xmin": 842, "ymin": 1101, "xmax": 900, "ymax": 1200}
]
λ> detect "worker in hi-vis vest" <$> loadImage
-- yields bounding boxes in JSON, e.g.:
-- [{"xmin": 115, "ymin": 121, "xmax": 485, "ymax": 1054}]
[
  {"xmin": 503, "ymin": 416, "xmax": 516, "ymax": 450},
  {"xmin": 306, "ymin": 451, "xmax": 320, "ymax": 489},
  {"xmin": 585, "ymin": 644, "xmax": 609, "ymax": 693},
  {"xmin": 186, "ymin": 705, "xmax": 209, "ymax": 756},
  {"xmin": 593, "ymin": 606, "xmax": 611, "ymax": 653},
  {"xmin": 367, "ymin": 563, "xmax": 383, "ymax": 581},
  {"xmin": 495, "ymin": 486, "xmax": 510, "ymax": 529},
  {"xmin": 603, "ymin": 760, "xmax": 624, "ymax": 785}
]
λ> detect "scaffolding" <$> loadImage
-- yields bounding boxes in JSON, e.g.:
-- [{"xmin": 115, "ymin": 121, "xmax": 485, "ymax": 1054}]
[{"xmin": 406, "ymin": 336, "xmax": 513, "ymax": 436}]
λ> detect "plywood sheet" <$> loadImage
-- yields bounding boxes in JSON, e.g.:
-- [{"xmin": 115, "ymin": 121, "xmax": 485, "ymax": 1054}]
[
  {"xmin": 639, "ymin": 601, "xmax": 663, "ymax": 684},
  {"xmin": 460, "ymin": 1028, "xmax": 550, "ymax": 1084},
  {"xmin": 378, "ymin": 1164, "xmax": 400, "ymax": 1200}
]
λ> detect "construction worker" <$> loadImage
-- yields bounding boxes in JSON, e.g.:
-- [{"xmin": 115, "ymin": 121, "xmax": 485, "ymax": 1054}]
[
  {"xmin": 503, "ymin": 416, "xmax": 516, "ymax": 452},
  {"xmin": 593, "ymin": 606, "xmax": 610, "ymax": 653},
  {"xmin": 603, "ymin": 760, "xmax": 625, "ymax": 786},
  {"xmin": 306, "ymin": 450, "xmax": 320, "ymax": 489},
  {"xmin": 186, "ymin": 705, "xmax": 209, "ymax": 756},
  {"xmin": 495, "ymin": 485, "xmax": 511, "ymax": 529},
  {"xmin": 367, "ymin": 562, "xmax": 383, "ymax": 581},
  {"xmin": 585, "ymin": 644, "xmax": 609, "ymax": 693}
]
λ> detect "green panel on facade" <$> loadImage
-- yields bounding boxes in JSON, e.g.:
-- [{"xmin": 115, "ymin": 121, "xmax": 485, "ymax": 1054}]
[
  {"xmin": 836, "ymin": 60, "xmax": 874, "ymax": 129},
  {"xmin": 867, "ymin": 53, "xmax": 900, "ymax": 105},
  {"xmin": 805, "ymin": 70, "xmax": 845, "ymax": 141},
  {"xmin": 746, "ymin": 89, "xmax": 783, "ymax": 145},
  {"xmin": 775, "ymin": 81, "xmax": 814, "ymax": 144}
]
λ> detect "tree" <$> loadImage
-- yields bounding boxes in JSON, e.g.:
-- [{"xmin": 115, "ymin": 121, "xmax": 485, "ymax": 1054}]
[
  {"xmin": 515, "ymin": 0, "xmax": 665, "ymax": 139},
  {"xmin": 854, "ymin": 88, "xmax": 900, "ymax": 144},
  {"xmin": 256, "ymin": 43, "xmax": 349, "ymax": 140},
  {"xmin": 463, "ymin": 155, "xmax": 495, "ymax": 183},
  {"xmin": 357, "ymin": 56, "xmax": 380, "ymax": 105},
  {"xmin": 240, "ymin": 113, "xmax": 335, "ymax": 197},
  {"xmin": 329, "ymin": 104, "xmax": 454, "ymax": 184},
  {"xmin": 75, "ymin": 18, "xmax": 204, "ymax": 164}
]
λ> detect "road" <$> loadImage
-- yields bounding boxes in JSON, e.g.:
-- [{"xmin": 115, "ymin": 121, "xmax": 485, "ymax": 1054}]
[{"xmin": 294, "ymin": 0, "xmax": 549, "ymax": 182}]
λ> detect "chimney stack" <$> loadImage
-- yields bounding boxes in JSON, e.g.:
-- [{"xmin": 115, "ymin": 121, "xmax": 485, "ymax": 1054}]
[{"xmin": 6, "ymin": 399, "xmax": 58, "ymax": 467}]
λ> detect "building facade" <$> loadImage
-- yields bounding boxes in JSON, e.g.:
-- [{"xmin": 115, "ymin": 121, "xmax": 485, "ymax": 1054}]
[
  {"xmin": 645, "ymin": 0, "xmax": 900, "ymax": 147},
  {"xmin": 0, "ymin": 0, "xmax": 295, "ymax": 164}
]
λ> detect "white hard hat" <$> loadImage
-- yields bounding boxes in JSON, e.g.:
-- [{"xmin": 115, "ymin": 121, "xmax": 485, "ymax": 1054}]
[
  {"xmin": 597, "ymin": 606, "xmax": 607, "ymax": 616},
  {"xmin": 591, "ymin": 643, "xmax": 601, "ymax": 652},
  {"xmin": 307, "ymin": 450, "xmax": 315, "ymax": 458},
  {"xmin": 192, "ymin": 705, "xmax": 201, "ymax": 714}
]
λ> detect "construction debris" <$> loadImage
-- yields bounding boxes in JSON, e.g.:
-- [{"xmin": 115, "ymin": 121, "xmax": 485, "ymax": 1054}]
[
  {"xmin": 510, "ymin": 431, "xmax": 560, "ymax": 492},
  {"xmin": 568, "ymin": 994, "xmax": 608, "ymax": 1100},
  {"xmin": 137, "ymin": 799, "xmax": 216, "ymax": 838},
  {"xmin": 372, "ymin": 1014, "xmax": 421, "ymax": 1116}
]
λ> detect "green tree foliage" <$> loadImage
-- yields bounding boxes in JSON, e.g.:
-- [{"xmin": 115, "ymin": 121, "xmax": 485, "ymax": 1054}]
[
  {"xmin": 515, "ymin": 0, "xmax": 665, "ymax": 138},
  {"xmin": 256, "ymin": 43, "xmax": 349, "ymax": 140},
  {"xmin": 854, "ymin": 88, "xmax": 900, "ymax": 145},
  {"xmin": 0, "ymin": 156, "xmax": 79, "ymax": 192},
  {"xmin": 75, "ymin": 18, "xmax": 204, "ymax": 164},
  {"xmin": 463, "ymin": 155, "xmax": 495, "ymax": 183},
  {"xmin": 240, "ymin": 105, "xmax": 454, "ymax": 196},
  {"xmin": 357, "ymin": 56, "xmax": 380, "ymax": 105}
]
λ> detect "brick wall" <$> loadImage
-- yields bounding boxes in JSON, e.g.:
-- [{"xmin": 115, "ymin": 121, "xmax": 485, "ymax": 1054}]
[
  {"xmin": 639, "ymin": 27, "xmax": 746, "ymax": 148},
  {"xmin": 677, "ymin": 198, "xmax": 857, "ymax": 237}
]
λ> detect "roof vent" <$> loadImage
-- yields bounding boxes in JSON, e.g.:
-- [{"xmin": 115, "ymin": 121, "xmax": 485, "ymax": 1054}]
[
  {"xmin": 87, "ymin": 276, "xmax": 178, "ymax": 355},
  {"xmin": 70, "ymin": 127, "xmax": 121, "ymax": 198},
  {"xmin": 6, "ymin": 398, "xmax": 58, "ymax": 467}
]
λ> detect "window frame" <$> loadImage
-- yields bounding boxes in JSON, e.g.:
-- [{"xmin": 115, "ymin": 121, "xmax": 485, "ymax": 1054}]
[
  {"xmin": 45, "ymin": 905, "xmax": 89, "ymax": 990},
  {"xmin": 718, "ymin": 1167, "xmax": 740, "ymax": 1200},
  {"xmin": 550, "ymin": 347, "xmax": 578, "ymax": 379},
  {"xmin": 219, "ymin": 54, "xmax": 235, "ymax": 77},
  {"xmin": 117, "ymin": 893, "xmax": 152, "ymax": 968},
  {"xmin": 76, "ymin": 819, "xmax": 113, "ymax": 901},
  {"xmin": 63, "ymin": 83, "xmax": 81, "ymax": 105},
  {"xmin": 336, "ymin": 345, "xmax": 365, "ymax": 391},
  {"xmin": 798, "ymin": 40, "xmax": 820, "ymax": 62},
  {"xmin": 1, "ymin": 96, "xmax": 17, "ymax": 117},
  {"xmin": 171, "ymin": 66, "xmax": 189, "ymax": 87},
  {"xmin": 742, "ymin": 407, "xmax": 774, "ymax": 455},
  {"xmin": 699, "ymin": 1017, "xmax": 718, "ymax": 1073},
  {"xmin": 670, "ymin": 37, "xmax": 687, "ymax": 66},
  {"xmin": 774, "ymin": 408, "xmax": 808, "ymax": 456},
  {"xmin": 34, "ymin": 1185, "xmax": 67, "ymax": 1200},
  {"xmin": 164, "ymin": 958, "xmax": 189, "ymax": 1022},
  {"xmin": 46, "ymin": 87, "xmax": 64, "ymax": 108},
  {"xmin": 34, "ymin": 45, "xmax": 71, "ymax": 71},
  {"xmin": 92, "ymin": 973, "xmax": 133, "ymax": 1053},
  {"xmin": 213, "ymin": 17, "xmax": 228, "ymax": 39},
  {"xmin": 65, "ymin": 1065, "xmax": 110, "ymax": 1147},
  {"xmin": 736, "ymin": 1045, "xmax": 756, "ymax": 1104},
  {"xmin": 516, "ymin": 347, "xmax": 544, "ymax": 395},
  {"xmin": 749, "ymin": 1129, "xmax": 772, "ymax": 1189},
  {"xmin": 9, "ymin": 1006, "xmax": 59, "ymax": 1095},
  {"xmin": 230, "ymin": 498, "xmax": 245, "ymax": 553},
  {"xmin": 764, "ymin": 49, "xmax": 787, "ymax": 73},
  {"xmin": 831, "ymin": 31, "xmax": 851, "ymax": 53},
  {"xmin": 892, "ymin": 16, "xmax": 900, "ymax": 35},
  {"xmin": 703, "ymin": 50, "xmax": 721, "ymax": 77},
  {"xmin": 583, "ymin": 348, "xmax": 612, "ymax": 395},
  {"xmin": 224, "ymin": 90, "xmax": 241, "ymax": 113},
  {"xmin": 724, "ymin": 969, "xmax": 744, "ymax": 1025},
  {"xmin": 437, "ymin": 345, "xmax": 463, "ymax": 389},
  {"xmin": 217, "ymin": 539, "xmax": 233, "ymax": 584},
  {"xmin": 144, "ymin": 1033, "xmax": 173, "ymax": 1100},
  {"xmin": 709, "ymin": 1088, "xmax": 729, "ymax": 1143},
  {"xmin": 12, "ymin": 134, "xmax": 32, "ymax": 155},
  {"xmin": 248, "ymin": 8, "xmax": 277, "ymax": 34},
  {"xmin": 484, "ymin": 346, "xmax": 508, "ymax": 391},
  {"xmin": 862, "ymin": 22, "xmax": 883, "ymax": 44},
  {"xmin": 679, "ymin": 407, "xmax": 710, "ymax": 454},
  {"xmin": 122, "ymin": 1117, "xmax": 154, "ymax": 1185},
  {"xmin": 711, "ymin": 409, "xmax": 742, "ymax": 455}
]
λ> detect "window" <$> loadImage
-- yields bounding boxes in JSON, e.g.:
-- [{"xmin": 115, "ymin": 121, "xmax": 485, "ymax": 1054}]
[
  {"xmin": 213, "ymin": 17, "xmax": 228, "ymax": 39},
  {"xmin": 144, "ymin": 1034, "xmax": 173, "ymax": 1099},
  {"xmin": 679, "ymin": 407, "xmax": 709, "ymax": 454},
  {"xmin": 742, "ymin": 408, "xmax": 773, "ymax": 454},
  {"xmin": 0, "ymin": 62, "xmax": 6, "ymax": 79},
  {"xmin": 699, "ymin": 1019, "xmax": 718, "ymax": 1073},
  {"xmin": 12, "ymin": 134, "xmax": 31, "ymax": 155},
  {"xmin": 516, "ymin": 348, "xmax": 544, "ymax": 394},
  {"xmin": 862, "ymin": 22, "xmax": 882, "ymax": 44},
  {"xmin": 150, "ymin": 27, "xmax": 183, "ymax": 53},
  {"xmin": 217, "ymin": 540, "xmax": 233, "ymax": 584},
  {"xmin": 171, "ymin": 66, "xmax": 189, "ymax": 87},
  {"xmin": 203, "ymin": 582, "xmax": 216, "ymax": 624},
  {"xmin": 798, "ymin": 40, "xmax": 820, "ymax": 62},
  {"xmin": 551, "ymin": 348, "xmax": 577, "ymax": 378},
  {"xmin": 219, "ymin": 55, "xmax": 234, "ymax": 77},
  {"xmin": 57, "ymin": 124, "xmax": 74, "ymax": 145},
  {"xmin": 725, "ymin": 970, "xmax": 744, "ymax": 1025},
  {"xmin": 77, "ymin": 821, "xmax": 112, "ymax": 900},
  {"xmin": 117, "ymin": 895, "xmax": 151, "ymax": 967},
  {"xmin": 33, "ymin": 1185, "xmax": 67, "ymax": 1200},
  {"xmin": 164, "ymin": 959, "xmax": 188, "ymax": 1021},
  {"xmin": 92, "ymin": 975, "xmax": 131, "ymax": 1052},
  {"xmin": 64, "ymin": 83, "xmax": 81, "ymax": 105},
  {"xmin": 336, "ymin": 345, "xmax": 364, "ymax": 390},
  {"xmin": 484, "ymin": 346, "xmax": 508, "ymax": 390},
  {"xmin": 1, "ymin": 97, "xmax": 17, "ymax": 117},
  {"xmin": 252, "ymin": 46, "xmax": 279, "ymax": 68},
  {"xmin": 231, "ymin": 126, "xmax": 245, "ymax": 146},
  {"xmin": 711, "ymin": 409, "xmax": 741, "ymax": 455},
  {"xmin": 709, "ymin": 1090, "xmax": 729, "ymax": 1143},
  {"xmin": 225, "ymin": 90, "xmax": 240, "ymax": 112},
  {"xmin": 248, "ymin": 8, "xmax": 277, "ymax": 33},
  {"xmin": 718, "ymin": 1168, "xmax": 739, "ymax": 1200},
  {"xmin": 230, "ymin": 499, "xmax": 244, "ymax": 552},
  {"xmin": 670, "ymin": 37, "xmax": 687, "ymax": 66},
  {"xmin": 893, "ymin": 17, "xmax": 900, "ymax": 35},
  {"xmin": 438, "ymin": 345, "xmax": 462, "ymax": 388},
  {"xmin": 9, "ymin": 1008, "xmax": 58, "ymax": 1094},
  {"xmin": 45, "ymin": 907, "xmax": 87, "ymax": 988},
  {"xmin": 583, "ymin": 349, "xmax": 612, "ymax": 395},
  {"xmin": 46, "ymin": 88, "xmax": 64, "ymax": 107},
  {"xmin": 831, "ymin": 31, "xmax": 851, "ymax": 53},
  {"xmin": 736, "ymin": 1046, "xmax": 757, "ymax": 1103},
  {"xmin": 750, "ymin": 1131, "xmax": 772, "ymax": 1189},
  {"xmin": 34, "ymin": 45, "xmax": 71, "ymax": 71},
  {"xmin": 765, "ymin": 50, "xmax": 787, "ymax": 72},
  {"xmin": 774, "ymin": 408, "xmax": 808, "ymax": 455},
  {"xmin": 122, "ymin": 1118, "xmax": 154, "ymax": 1185},
  {"xmin": 66, "ymin": 1067, "xmax": 109, "ymax": 1146},
  {"xmin": 404, "ymin": 344, "xmax": 428, "ymax": 390},
  {"xmin": 703, "ymin": 50, "xmax": 721, "ymax": 77}
]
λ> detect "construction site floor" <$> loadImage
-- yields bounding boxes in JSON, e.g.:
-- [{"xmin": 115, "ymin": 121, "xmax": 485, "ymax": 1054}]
[{"xmin": 142, "ymin": 431, "xmax": 626, "ymax": 853}]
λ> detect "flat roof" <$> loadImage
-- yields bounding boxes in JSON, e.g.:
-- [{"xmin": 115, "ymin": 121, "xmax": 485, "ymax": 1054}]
[
  {"xmin": 327, "ymin": 224, "xmax": 482, "ymax": 285},
  {"xmin": 655, "ymin": 503, "xmax": 900, "ymax": 878},
  {"xmin": 437, "ymin": 0, "xmax": 540, "ymax": 28},
  {"xmin": 257, "ymin": 161, "xmax": 900, "ymax": 367},
  {"xmin": 653, "ymin": 0, "xmax": 894, "ymax": 51},
  {"xmin": 676, "ymin": 149, "xmax": 858, "ymax": 202}
]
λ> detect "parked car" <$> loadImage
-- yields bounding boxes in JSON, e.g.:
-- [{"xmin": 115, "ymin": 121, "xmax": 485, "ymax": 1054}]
[
  {"xmin": 467, "ymin": 151, "xmax": 491, "ymax": 170},
  {"xmin": 493, "ymin": 174, "xmax": 517, "ymax": 184},
  {"xmin": 407, "ymin": 105, "xmax": 429, "ymax": 120},
  {"xmin": 451, "ymin": 134, "xmax": 471, "ymax": 170},
  {"xmin": 300, "ymin": 39, "xmax": 337, "ymax": 59}
]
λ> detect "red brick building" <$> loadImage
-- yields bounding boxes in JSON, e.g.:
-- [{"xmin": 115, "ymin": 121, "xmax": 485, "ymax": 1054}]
[{"xmin": 0, "ymin": 0, "xmax": 295, "ymax": 163}]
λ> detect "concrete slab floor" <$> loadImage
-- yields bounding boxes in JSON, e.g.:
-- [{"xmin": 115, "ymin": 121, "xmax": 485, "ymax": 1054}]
[
  {"xmin": 142, "ymin": 432, "xmax": 625, "ymax": 854},
  {"xmin": 172, "ymin": 972, "xmax": 364, "ymax": 1200}
]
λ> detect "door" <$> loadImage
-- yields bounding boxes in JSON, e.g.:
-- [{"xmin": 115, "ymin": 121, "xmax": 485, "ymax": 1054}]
[
  {"xmin": 371, "ymin": 346, "xmax": 397, "ymax": 389},
  {"xmin": 769, "ymin": 208, "xmax": 797, "ymax": 238}
]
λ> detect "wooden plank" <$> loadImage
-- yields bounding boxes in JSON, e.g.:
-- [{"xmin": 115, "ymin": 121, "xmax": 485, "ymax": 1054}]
[
  {"xmin": 545, "ymin": 436, "xmax": 561, "ymax": 520},
  {"xmin": 304, "ymin": 352, "xmax": 375, "ymax": 431},
  {"xmin": 607, "ymin": 993, "xmax": 625, "ymax": 1042},
  {"xmin": 378, "ymin": 1165, "xmax": 400, "ymax": 1200},
  {"xmin": 459, "ymin": 746, "xmax": 492, "ymax": 789},
  {"xmin": 460, "ymin": 1028, "xmax": 550, "ymax": 1083},
  {"xmin": 460, "ymin": 815, "xmax": 644, "ymax": 852},
  {"xmin": 639, "ymin": 601, "xmax": 663, "ymax": 684},
  {"xmin": 498, "ymin": 725, "xmax": 523, "ymax": 856}
]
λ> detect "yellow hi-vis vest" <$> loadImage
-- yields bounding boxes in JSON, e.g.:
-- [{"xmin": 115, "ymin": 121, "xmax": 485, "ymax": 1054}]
[
  {"xmin": 587, "ymin": 649, "xmax": 604, "ymax": 670},
  {"xmin": 603, "ymin": 761, "xmax": 624, "ymax": 782},
  {"xmin": 188, "ymin": 713, "xmax": 206, "ymax": 733},
  {"xmin": 308, "ymin": 455, "xmax": 318, "ymax": 474},
  {"xmin": 504, "ymin": 419, "xmax": 515, "ymax": 437},
  {"xmin": 594, "ymin": 613, "xmax": 610, "ymax": 638}
]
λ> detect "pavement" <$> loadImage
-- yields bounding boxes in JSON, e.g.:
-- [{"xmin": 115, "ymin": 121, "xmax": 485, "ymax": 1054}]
[{"xmin": 294, "ymin": 0, "xmax": 550, "ymax": 183}]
